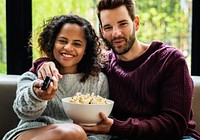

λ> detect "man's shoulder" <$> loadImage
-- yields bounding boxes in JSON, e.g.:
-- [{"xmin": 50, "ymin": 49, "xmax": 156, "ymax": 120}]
[{"xmin": 151, "ymin": 40, "xmax": 183, "ymax": 55}]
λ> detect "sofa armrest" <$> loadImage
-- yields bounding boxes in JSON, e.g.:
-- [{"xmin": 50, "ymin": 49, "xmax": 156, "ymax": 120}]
[
  {"xmin": 191, "ymin": 76, "xmax": 200, "ymax": 132},
  {"xmin": 0, "ymin": 75, "xmax": 20, "ymax": 139}
]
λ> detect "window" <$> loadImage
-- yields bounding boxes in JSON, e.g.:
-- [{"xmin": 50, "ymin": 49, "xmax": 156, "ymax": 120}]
[
  {"xmin": 136, "ymin": 0, "xmax": 192, "ymax": 72},
  {"xmin": 0, "ymin": 0, "xmax": 6, "ymax": 73},
  {"xmin": 2, "ymin": 0, "xmax": 200, "ymax": 75},
  {"xmin": 32, "ymin": 0, "xmax": 95, "ymax": 60}
]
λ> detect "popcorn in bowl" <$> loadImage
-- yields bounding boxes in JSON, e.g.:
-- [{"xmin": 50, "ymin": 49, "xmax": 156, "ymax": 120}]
[
  {"xmin": 68, "ymin": 92, "xmax": 109, "ymax": 104},
  {"xmin": 62, "ymin": 92, "xmax": 114, "ymax": 126}
]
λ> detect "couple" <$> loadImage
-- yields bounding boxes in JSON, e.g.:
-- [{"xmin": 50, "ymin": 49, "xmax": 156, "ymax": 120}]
[{"xmin": 3, "ymin": 0, "xmax": 200, "ymax": 140}]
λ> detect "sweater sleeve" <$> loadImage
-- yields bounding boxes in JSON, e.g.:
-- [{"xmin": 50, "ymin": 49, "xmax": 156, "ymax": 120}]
[
  {"xmin": 13, "ymin": 72, "xmax": 48, "ymax": 121},
  {"xmin": 29, "ymin": 57, "xmax": 51, "ymax": 74},
  {"xmin": 98, "ymin": 72, "xmax": 109, "ymax": 99},
  {"xmin": 109, "ymin": 50, "xmax": 194, "ymax": 139}
]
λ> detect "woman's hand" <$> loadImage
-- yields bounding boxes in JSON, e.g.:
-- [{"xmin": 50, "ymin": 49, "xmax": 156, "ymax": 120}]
[
  {"xmin": 37, "ymin": 62, "xmax": 63, "ymax": 80},
  {"xmin": 81, "ymin": 112, "xmax": 113, "ymax": 134},
  {"xmin": 33, "ymin": 76, "xmax": 58, "ymax": 100}
]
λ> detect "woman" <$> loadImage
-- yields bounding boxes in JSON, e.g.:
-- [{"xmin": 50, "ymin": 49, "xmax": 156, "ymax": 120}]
[{"xmin": 3, "ymin": 14, "xmax": 110, "ymax": 140}]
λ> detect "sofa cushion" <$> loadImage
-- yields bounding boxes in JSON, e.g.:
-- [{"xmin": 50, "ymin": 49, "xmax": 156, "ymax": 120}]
[
  {"xmin": 0, "ymin": 75, "xmax": 20, "ymax": 139},
  {"xmin": 0, "ymin": 75, "xmax": 199, "ymax": 139}
]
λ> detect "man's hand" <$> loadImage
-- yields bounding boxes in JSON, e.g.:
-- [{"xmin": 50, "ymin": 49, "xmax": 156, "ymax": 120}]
[
  {"xmin": 81, "ymin": 112, "xmax": 113, "ymax": 134},
  {"xmin": 37, "ymin": 62, "xmax": 62, "ymax": 80}
]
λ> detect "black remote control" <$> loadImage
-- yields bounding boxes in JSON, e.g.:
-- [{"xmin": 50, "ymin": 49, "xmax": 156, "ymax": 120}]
[{"xmin": 41, "ymin": 76, "xmax": 52, "ymax": 91}]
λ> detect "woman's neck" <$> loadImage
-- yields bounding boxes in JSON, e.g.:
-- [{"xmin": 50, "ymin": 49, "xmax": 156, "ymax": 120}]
[{"xmin": 60, "ymin": 66, "xmax": 78, "ymax": 74}]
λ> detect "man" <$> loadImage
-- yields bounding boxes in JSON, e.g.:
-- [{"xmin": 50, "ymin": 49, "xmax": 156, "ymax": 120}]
[{"xmin": 30, "ymin": 0, "xmax": 200, "ymax": 139}]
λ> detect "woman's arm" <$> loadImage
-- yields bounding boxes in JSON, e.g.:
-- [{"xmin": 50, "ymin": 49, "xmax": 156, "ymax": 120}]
[{"xmin": 13, "ymin": 72, "xmax": 48, "ymax": 121}]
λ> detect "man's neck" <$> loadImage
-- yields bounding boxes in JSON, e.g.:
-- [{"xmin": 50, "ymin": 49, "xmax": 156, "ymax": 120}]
[{"xmin": 118, "ymin": 39, "xmax": 149, "ymax": 61}]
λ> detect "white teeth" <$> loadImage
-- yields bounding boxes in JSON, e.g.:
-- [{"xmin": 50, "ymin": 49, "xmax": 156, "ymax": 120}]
[{"xmin": 62, "ymin": 54, "xmax": 73, "ymax": 58}]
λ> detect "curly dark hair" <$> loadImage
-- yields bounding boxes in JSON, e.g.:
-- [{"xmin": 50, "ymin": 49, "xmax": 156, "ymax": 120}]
[{"xmin": 37, "ymin": 14, "xmax": 102, "ymax": 82}]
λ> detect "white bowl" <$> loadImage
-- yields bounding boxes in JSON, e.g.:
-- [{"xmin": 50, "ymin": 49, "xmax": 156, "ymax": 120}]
[{"xmin": 62, "ymin": 97, "xmax": 114, "ymax": 126}]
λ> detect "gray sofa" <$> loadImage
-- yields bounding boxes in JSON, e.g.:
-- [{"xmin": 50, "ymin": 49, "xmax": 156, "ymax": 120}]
[{"xmin": 0, "ymin": 75, "xmax": 200, "ymax": 139}]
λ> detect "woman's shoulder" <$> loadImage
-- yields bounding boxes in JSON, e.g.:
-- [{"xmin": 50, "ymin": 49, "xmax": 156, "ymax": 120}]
[
  {"xmin": 99, "ymin": 72, "xmax": 107, "ymax": 77},
  {"xmin": 87, "ymin": 72, "xmax": 108, "ymax": 82},
  {"xmin": 97, "ymin": 72, "xmax": 108, "ymax": 80},
  {"xmin": 19, "ymin": 71, "xmax": 37, "ymax": 81}
]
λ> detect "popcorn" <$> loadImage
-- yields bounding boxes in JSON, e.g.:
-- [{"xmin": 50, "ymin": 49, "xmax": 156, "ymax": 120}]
[{"xmin": 68, "ymin": 92, "xmax": 109, "ymax": 104}]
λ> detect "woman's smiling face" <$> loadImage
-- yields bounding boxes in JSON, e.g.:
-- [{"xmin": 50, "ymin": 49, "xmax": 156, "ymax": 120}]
[{"xmin": 53, "ymin": 23, "xmax": 86, "ymax": 74}]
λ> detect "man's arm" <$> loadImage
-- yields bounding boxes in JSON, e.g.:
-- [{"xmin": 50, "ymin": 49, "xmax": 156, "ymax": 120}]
[
  {"xmin": 29, "ymin": 57, "xmax": 62, "ymax": 80},
  {"xmin": 29, "ymin": 57, "xmax": 50, "ymax": 74}
]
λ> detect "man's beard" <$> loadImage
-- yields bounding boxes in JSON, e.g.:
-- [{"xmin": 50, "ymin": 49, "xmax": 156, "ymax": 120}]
[{"xmin": 102, "ymin": 33, "xmax": 135, "ymax": 55}]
